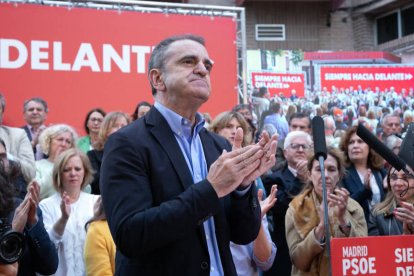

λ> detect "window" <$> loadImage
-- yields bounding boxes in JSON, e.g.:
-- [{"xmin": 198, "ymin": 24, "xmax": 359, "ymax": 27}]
[
  {"xmin": 376, "ymin": 5, "xmax": 414, "ymax": 45},
  {"xmin": 376, "ymin": 13, "xmax": 398, "ymax": 44},
  {"xmin": 402, "ymin": 6, "xmax": 414, "ymax": 36},
  {"xmin": 255, "ymin": 24, "xmax": 285, "ymax": 41}
]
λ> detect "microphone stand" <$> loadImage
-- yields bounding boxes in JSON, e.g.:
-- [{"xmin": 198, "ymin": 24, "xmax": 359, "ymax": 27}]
[{"xmin": 318, "ymin": 155, "xmax": 332, "ymax": 276}]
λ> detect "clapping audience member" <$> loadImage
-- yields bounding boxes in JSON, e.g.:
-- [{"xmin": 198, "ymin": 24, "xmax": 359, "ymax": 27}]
[
  {"xmin": 131, "ymin": 101, "xmax": 151, "ymax": 121},
  {"xmin": 78, "ymin": 108, "xmax": 106, "ymax": 153},
  {"xmin": 340, "ymin": 126, "xmax": 386, "ymax": 222},
  {"xmin": 84, "ymin": 196, "xmax": 115, "ymax": 276},
  {"xmin": 36, "ymin": 124, "xmax": 77, "ymax": 199},
  {"xmin": 87, "ymin": 112, "xmax": 130, "ymax": 194},
  {"xmin": 21, "ymin": 97, "xmax": 48, "ymax": 160},
  {"xmin": 368, "ymin": 167, "xmax": 414, "ymax": 236},
  {"xmin": 40, "ymin": 148, "xmax": 99, "ymax": 276},
  {"xmin": 0, "ymin": 153, "xmax": 58, "ymax": 275},
  {"xmin": 285, "ymin": 147, "xmax": 367, "ymax": 275},
  {"xmin": 263, "ymin": 131, "xmax": 311, "ymax": 276},
  {"xmin": 209, "ymin": 111, "xmax": 277, "ymax": 275}
]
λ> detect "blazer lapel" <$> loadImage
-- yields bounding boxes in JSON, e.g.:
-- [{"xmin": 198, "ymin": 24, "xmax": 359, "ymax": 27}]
[{"xmin": 146, "ymin": 108, "xmax": 194, "ymax": 190}]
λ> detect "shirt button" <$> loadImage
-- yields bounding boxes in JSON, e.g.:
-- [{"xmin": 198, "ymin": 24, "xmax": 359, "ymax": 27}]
[{"xmin": 201, "ymin": 261, "xmax": 209, "ymax": 270}]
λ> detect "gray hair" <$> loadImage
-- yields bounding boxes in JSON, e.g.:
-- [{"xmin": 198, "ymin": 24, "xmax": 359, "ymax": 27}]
[
  {"xmin": 148, "ymin": 34, "xmax": 205, "ymax": 95},
  {"xmin": 38, "ymin": 124, "xmax": 78, "ymax": 155},
  {"xmin": 23, "ymin": 97, "xmax": 48, "ymax": 113},
  {"xmin": 284, "ymin": 130, "xmax": 312, "ymax": 150}
]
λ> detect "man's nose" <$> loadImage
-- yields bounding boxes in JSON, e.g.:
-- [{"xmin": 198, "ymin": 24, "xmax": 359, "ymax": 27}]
[{"xmin": 194, "ymin": 62, "xmax": 208, "ymax": 76}]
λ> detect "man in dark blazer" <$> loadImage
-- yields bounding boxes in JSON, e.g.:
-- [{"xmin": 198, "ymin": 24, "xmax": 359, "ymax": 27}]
[
  {"xmin": 262, "ymin": 130, "xmax": 312, "ymax": 276},
  {"xmin": 21, "ymin": 97, "xmax": 48, "ymax": 160},
  {"xmin": 100, "ymin": 34, "xmax": 277, "ymax": 275}
]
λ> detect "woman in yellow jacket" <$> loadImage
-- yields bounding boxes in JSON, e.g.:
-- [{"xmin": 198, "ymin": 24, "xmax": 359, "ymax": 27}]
[{"xmin": 84, "ymin": 196, "xmax": 116, "ymax": 275}]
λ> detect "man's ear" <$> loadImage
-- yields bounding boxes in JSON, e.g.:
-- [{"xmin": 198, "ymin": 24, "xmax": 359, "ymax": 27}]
[{"xmin": 149, "ymin": 69, "xmax": 166, "ymax": 92}]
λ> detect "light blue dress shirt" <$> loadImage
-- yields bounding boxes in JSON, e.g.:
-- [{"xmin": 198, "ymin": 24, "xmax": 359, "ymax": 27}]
[{"xmin": 154, "ymin": 102, "xmax": 224, "ymax": 276}]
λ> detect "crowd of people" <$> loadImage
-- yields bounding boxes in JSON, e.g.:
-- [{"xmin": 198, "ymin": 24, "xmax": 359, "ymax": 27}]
[{"xmin": 0, "ymin": 33, "xmax": 413, "ymax": 276}]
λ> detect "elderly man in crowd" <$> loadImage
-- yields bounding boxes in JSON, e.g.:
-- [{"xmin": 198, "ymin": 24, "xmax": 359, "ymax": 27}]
[
  {"xmin": 263, "ymin": 130, "xmax": 313, "ymax": 276},
  {"xmin": 22, "ymin": 97, "xmax": 48, "ymax": 160}
]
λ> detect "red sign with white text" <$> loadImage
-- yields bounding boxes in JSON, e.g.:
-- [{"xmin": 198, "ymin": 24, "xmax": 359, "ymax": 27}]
[
  {"xmin": 251, "ymin": 72, "xmax": 305, "ymax": 97},
  {"xmin": 331, "ymin": 235, "xmax": 414, "ymax": 276},
  {"xmin": 320, "ymin": 66, "xmax": 414, "ymax": 93},
  {"xmin": 0, "ymin": 3, "xmax": 238, "ymax": 134}
]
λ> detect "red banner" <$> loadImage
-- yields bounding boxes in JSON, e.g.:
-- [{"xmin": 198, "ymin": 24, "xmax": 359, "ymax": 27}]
[
  {"xmin": 320, "ymin": 66, "xmax": 414, "ymax": 93},
  {"xmin": 0, "ymin": 3, "xmax": 238, "ymax": 134},
  {"xmin": 331, "ymin": 235, "xmax": 414, "ymax": 276},
  {"xmin": 251, "ymin": 72, "xmax": 305, "ymax": 98}
]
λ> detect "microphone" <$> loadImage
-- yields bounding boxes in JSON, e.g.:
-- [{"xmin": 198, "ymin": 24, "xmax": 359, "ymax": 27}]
[
  {"xmin": 312, "ymin": 116, "xmax": 327, "ymax": 160},
  {"xmin": 356, "ymin": 124, "xmax": 407, "ymax": 171}
]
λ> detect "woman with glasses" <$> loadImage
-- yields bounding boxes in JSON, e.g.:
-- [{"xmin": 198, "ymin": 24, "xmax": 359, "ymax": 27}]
[
  {"xmin": 36, "ymin": 124, "xmax": 78, "ymax": 199},
  {"xmin": 368, "ymin": 168, "xmax": 414, "ymax": 236},
  {"xmin": 339, "ymin": 125, "xmax": 387, "ymax": 223},
  {"xmin": 78, "ymin": 108, "xmax": 106, "ymax": 153}
]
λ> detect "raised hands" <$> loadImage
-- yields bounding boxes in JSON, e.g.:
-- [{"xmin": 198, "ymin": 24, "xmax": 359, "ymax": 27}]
[
  {"xmin": 234, "ymin": 129, "xmax": 278, "ymax": 186},
  {"xmin": 208, "ymin": 128, "xmax": 278, "ymax": 198},
  {"xmin": 12, "ymin": 181, "xmax": 41, "ymax": 232},
  {"xmin": 207, "ymin": 145, "xmax": 263, "ymax": 198},
  {"xmin": 394, "ymin": 201, "xmax": 414, "ymax": 234},
  {"xmin": 328, "ymin": 187, "xmax": 350, "ymax": 224},
  {"xmin": 258, "ymin": 185, "xmax": 277, "ymax": 219},
  {"xmin": 60, "ymin": 191, "xmax": 72, "ymax": 220}
]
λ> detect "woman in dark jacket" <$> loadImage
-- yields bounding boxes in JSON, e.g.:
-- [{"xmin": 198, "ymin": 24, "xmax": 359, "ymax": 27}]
[
  {"xmin": 0, "ymin": 156, "xmax": 58, "ymax": 276},
  {"xmin": 339, "ymin": 126, "xmax": 387, "ymax": 222},
  {"xmin": 87, "ymin": 112, "xmax": 129, "ymax": 194}
]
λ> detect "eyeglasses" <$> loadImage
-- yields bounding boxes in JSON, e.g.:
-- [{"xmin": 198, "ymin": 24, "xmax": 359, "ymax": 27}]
[
  {"xmin": 289, "ymin": 143, "xmax": 311, "ymax": 151},
  {"xmin": 389, "ymin": 173, "xmax": 414, "ymax": 197},
  {"xmin": 389, "ymin": 173, "xmax": 414, "ymax": 182}
]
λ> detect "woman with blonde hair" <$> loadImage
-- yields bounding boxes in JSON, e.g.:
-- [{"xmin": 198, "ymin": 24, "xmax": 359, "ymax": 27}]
[
  {"xmin": 87, "ymin": 111, "xmax": 130, "ymax": 194},
  {"xmin": 84, "ymin": 196, "xmax": 116, "ymax": 276},
  {"xmin": 368, "ymin": 166, "xmax": 414, "ymax": 236},
  {"xmin": 209, "ymin": 111, "xmax": 277, "ymax": 275},
  {"xmin": 40, "ymin": 148, "xmax": 99, "ymax": 276},
  {"xmin": 35, "ymin": 124, "xmax": 78, "ymax": 199},
  {"xmin": 208, "ymin": 111, "xmax": 252, "ymax": 147},
  {"xmin": 286, "ymin": 147, "xmax": 367, "ymax": 275}
]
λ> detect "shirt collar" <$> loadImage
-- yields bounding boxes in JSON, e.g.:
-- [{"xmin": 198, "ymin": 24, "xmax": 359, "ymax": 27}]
[{"xmin": 154, "ymin": 102, "xmax": 205, "ymax": 138}]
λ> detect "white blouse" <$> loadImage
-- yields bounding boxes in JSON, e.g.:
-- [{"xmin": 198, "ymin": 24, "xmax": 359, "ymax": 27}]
[{"xmin": 40, "ymin": 192, "xmax": 99, "ymax": 276}]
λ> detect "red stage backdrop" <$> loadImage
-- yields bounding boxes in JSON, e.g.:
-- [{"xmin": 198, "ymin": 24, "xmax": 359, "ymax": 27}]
[
  {"xmin": 251, "ymin": 72, "xmax": 305, "ymax": 98},
  {"xmin": 331, "ymin": 235, "xmax": 414, "ymax": 276},
  {"xmin": 320, "ymin": 66, "xmax": 414, "ymax": 93},
  {"xmin": 0, "ymin": 3, "xmax": 238, "ymax": 134}
]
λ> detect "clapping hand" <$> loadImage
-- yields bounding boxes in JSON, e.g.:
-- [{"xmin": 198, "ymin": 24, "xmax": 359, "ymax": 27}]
[
  {"xmin": 233, "ymin": 130, "xmax": 278, "ymax": 186},
  {"xmin": 394, "ymin": 201, "xmax": 414, "ymax": 234},
  {"xmin": 12, "ymin": 181, "xmax": 41, "ymax": 232},
  {"xmin": 258, "ymin": 185, "xmax": 277, "ymax": 218},
  {"xmin": 60, "ymin": 192, "xmax": 72, "ymax": 220}
]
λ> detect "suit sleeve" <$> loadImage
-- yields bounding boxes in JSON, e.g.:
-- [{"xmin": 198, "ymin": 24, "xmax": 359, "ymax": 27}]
[
  {"xmin": 25, "ymin": 208, "xmax": 58, "ymax": 275},
  {"xmin": 15, "ymin": 130, "xmax": 36, "ymax": 183},
  {"xmin": 101, "ymin": 132, "xmax": 222, "ymax": 258}
]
